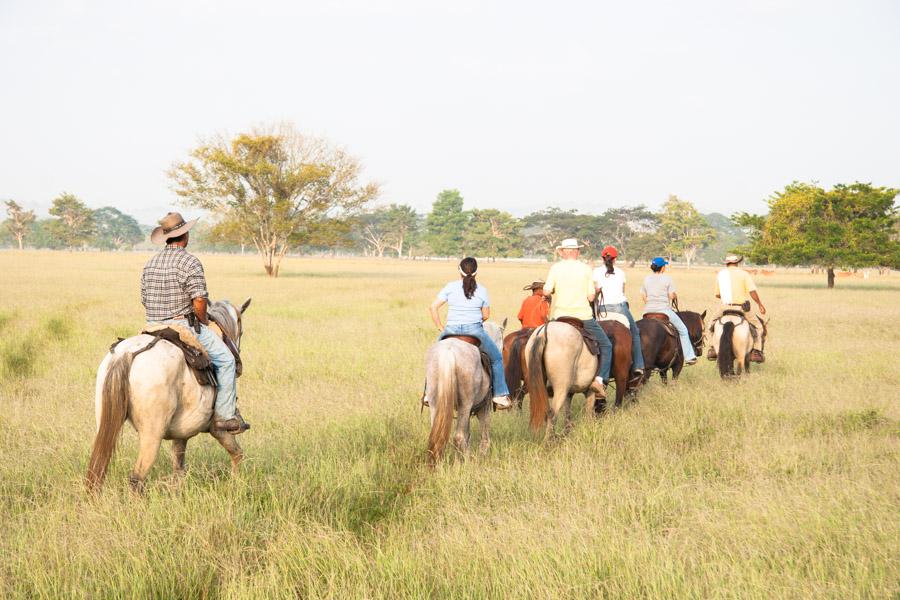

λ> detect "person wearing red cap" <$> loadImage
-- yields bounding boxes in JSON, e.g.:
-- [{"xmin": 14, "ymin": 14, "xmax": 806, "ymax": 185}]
[{"xmin": 592, "ymin": 245, "xmax": 644, "ymax": 377}]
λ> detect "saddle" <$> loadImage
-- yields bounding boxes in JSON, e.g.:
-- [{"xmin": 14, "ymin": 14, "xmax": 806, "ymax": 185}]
[
  {"xmin": 109, "ymin": 324, "xmax": 217, "ymax": 387},
  {"xmin": 642, "ymin": 313, "xmax": 677, "ymax": 339},
  {"xmin": 597, "ymin": 312, "xmax": 630, "ymax": 330},
  {"xmin": 554, "ymin": 317, "xmax": 601, "ymax": 356}
]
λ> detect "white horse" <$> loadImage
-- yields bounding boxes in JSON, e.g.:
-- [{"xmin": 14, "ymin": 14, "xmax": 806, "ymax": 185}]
[
  {"xmin": 425, "ymin": 319, "xmax": 506, "ymax": 464},
  {"xmin": 710, "ymin": 313, "xmax": 753, "ymax": 378},
  {"xmin": 86, "ymin": 298, "xmax": 251, "ymax": 493},
  {"xmin": 524, "ymin": 321, "xmax": 599, "ymax": 437}
]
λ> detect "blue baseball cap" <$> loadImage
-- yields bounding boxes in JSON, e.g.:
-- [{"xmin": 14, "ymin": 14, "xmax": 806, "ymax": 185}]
[{"xmin": 651, "ymin": 257, "xmax": 669, "ymax": 268}]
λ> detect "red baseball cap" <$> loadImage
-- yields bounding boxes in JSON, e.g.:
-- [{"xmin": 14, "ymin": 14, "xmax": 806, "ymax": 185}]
[{"xmin": 601, "ymin": 245, "xmax": 618, "ymax": 258}]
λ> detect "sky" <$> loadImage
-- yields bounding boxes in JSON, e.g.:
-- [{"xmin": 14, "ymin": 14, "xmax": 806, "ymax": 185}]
[{"xmin": 1, "ymin": 0, "xmax": 898, "ymax": 225}]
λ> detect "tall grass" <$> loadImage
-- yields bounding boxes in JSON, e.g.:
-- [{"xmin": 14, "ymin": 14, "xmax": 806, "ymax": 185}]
[{"xmin": 0, "ymin": 252, "xmax": 897, "ymax": 598}]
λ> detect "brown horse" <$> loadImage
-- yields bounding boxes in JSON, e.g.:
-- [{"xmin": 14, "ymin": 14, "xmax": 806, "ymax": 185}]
[
  {"xmin": 502, "ymin": 328, "xmax": 534, "ymax": 408},
  {"xmin": 636, "ymin": 317, "xmax": 683, "ymax": 384},
  {"xmin": 677, "ymin": 310, "xmax": 707, "ymax": 358},
  {"xmin": 597, "ymin": 320, "xmax": 637, "ymax": 411}
]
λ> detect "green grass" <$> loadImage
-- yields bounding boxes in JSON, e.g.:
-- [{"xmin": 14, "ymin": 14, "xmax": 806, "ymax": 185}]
[{"xmin": 0, "ymin": 251, "xmax": 898, "ymax": 599}]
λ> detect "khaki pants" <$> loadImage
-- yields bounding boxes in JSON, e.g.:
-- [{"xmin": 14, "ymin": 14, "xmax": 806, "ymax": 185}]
[{"xmin": 714, "ymin": 305, "xmax": 768, "ymax": 351}]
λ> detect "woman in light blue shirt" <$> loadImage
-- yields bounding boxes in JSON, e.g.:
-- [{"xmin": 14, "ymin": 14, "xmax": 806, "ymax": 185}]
[{"xmin": 428, "ymin": 257, "xmax": 511, "ymax": 408}]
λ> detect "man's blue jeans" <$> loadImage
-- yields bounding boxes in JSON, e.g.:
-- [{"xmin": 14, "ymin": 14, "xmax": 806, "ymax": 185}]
[
  {"xmin": 603, "ymin": 302, "xmax": 645, "ymax": 371},
  {"xmin": 441, "ymin": 322, "xmax": 510, "ymax": 396},
  {"xmin": 649, "ymin": 309, "xmax": 697, "ymax": 362},
  {"xmin": 155, "ymin": 319, "xmax": 237, "ymax": 420}
]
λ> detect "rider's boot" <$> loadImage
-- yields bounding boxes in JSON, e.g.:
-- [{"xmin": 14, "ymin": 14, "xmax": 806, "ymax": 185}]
[
  {"xmin": 589, "ymin": 377, "xmax": 607, "ymax": 399},
  {"xmin": 214, "ymin": 409, "xmax": 250, "ymax": 434}
]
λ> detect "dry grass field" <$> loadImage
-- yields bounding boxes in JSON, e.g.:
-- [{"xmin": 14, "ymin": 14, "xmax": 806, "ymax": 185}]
[{"xmin": 1, "ymin": 251, "xmax": 898, "ymax": 599}]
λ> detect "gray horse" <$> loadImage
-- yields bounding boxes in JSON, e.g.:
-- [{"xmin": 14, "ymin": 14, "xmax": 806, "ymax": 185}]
[
  {"xmin": 86, "ymin": 299, "xmax": 250, "ymax": 493},
  {"xmin": 524, "ymin": 321, "xmax": 599, "ymax": 437},
  {"xmin": 425, "ymin": 319, "xmax": 506, "ymax": 464}
]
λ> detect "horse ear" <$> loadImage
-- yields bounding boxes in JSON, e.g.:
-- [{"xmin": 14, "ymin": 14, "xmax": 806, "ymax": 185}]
[
  {"xmin": 701, "ymin": 310, "xmax": 707, "ymax": 319},
  {"xmin": 501, "ymin": 317, "xmax": 508, "ymax": 331},
  {"xmin": 240, "ymin": 297, "xmax": 252, "ymax": 314}
]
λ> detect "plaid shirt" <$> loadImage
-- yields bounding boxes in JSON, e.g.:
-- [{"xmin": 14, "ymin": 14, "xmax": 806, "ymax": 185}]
[{"xmin": 141, "ymin": 245, "xmax": 208, "ymax": 322}]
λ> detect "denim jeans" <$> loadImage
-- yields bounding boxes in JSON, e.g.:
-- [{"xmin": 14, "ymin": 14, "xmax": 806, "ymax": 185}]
[
  {"xmin": 580, "ymin": 319, "xmax": 612, "ymax": 383},
  {"xmin": 603, "ymin": 302, "xmax": 645, "ymax": 371},
  {"xmin": 651, "ymin": 309, "xmax": 697, "ymax": 361},
  {"xmin": 154, "ymin": 319, "xmax": 237, "ymax": 420},
  {"xmin": 441, "ymin": 322, "xmax": 510, "ymax": 396}
]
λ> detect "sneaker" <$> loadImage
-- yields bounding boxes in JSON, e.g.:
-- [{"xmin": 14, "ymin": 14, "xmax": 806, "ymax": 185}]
[
  {"xmin": 632, "ymin": 368, "xmax": 644, "ymax": 378},
  {"xmin": 685, "ymin": 358, "xmax": 698, "ymax": 366},
  {"xmin": 589, "ymin": 378, "xmax": 607, "ymax": 399},
  {"xmin": 492, "ymin": 395, "xmax": 512, "ymax": 410},
  {"xmin": 213, "ymin": 414, "xmax": 250, "ymax": 434}
]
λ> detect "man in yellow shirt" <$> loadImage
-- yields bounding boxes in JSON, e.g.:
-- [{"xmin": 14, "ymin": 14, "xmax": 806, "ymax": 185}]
[
  {"xmin": 710, "ymin": 254, "xmax": 768, "ymax": 362},
  {"xmin": 542, "ymin": 238, "xmax": 612, "ymax": 397}
]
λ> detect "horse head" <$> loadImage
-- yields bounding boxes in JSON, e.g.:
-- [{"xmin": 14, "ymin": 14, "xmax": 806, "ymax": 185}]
[{"xmin": 209, "ymin": 297, "xmax": 252, "ymax": 350}]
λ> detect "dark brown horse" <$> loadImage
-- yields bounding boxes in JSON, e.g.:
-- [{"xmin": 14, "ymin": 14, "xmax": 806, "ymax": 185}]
[
  {"xmin": 597, "ymin": 320, "xmax": 638, "ymax": 412},
  {"xmin": 636, "ymin": 317, "xmax": 683, "ymax": 384},
  {"xmin": 677, "ymin": 310, "xmax": 707, "ymax": 357},
  {"xmin": 502, "ymin": 328, "xmax": 534, "ymax": 408}
]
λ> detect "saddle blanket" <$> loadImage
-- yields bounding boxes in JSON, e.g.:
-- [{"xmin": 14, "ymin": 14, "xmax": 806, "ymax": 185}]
[{"xmin": 597, "ymin": 312, "xmax": 630, "ymax": 330}]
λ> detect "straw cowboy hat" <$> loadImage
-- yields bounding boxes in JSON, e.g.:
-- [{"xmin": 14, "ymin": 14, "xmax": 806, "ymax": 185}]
[
  {"xmin": 556, "ymin": 238, "xmax": 583, "ymax": 250},
  {"xmin": 724, "ymin": 254, "xmax": 744, "ymax": 265},
  {"xmin": 150, "ymin": 212, "xmax": 199, "ymax": 244},
  {"xmin": 522, "ymin": 280, "xmax": 545, "ymax": 291}
]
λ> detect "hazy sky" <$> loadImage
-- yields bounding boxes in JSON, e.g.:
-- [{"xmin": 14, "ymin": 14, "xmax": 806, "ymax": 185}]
[{"xmin": 2, "ymin": 0, "xmax": 898, "ymax": 225}]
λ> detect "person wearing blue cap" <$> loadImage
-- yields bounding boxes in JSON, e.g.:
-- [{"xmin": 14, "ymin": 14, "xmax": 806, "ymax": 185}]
[{"xmin": 639, "ymin": 257, "xmax": 697, "ymax": 365}]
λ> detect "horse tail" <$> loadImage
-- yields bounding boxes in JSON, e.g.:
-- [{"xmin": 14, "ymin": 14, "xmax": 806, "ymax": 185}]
[
  {"xmin": 506, "ymin": 333, "xmax": 527, "ymax": 403},
  {"xmin": 428, "ymin": 349, "xmax": 457, "ymax": 465},
  {"xmin": 528, "ymin": 326, "xmax": 549, "ymax": 432},
  {"xmin": 86, "ymin": 352, "xmax": 133, "ymax": 492},
  {"xmin": 717, "ymin": 321, "xmax": 735, "ymax": 378}
]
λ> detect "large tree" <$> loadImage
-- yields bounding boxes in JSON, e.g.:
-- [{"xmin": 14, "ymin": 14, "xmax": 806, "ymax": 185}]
[
  {"xmin": 462, "ymin": 209, "xmax": 522, "ymax": 259},
  {"xmin": 522, "ymin": 207, "xmax": 603, "ymax": 257},
  {"xmin": 657, "ymin": 195, "xmax": 717, "ymax": 268},
  {"xmin": 47, "ymin": 192, "xmax": 95, "ymax": 249},
  {"xmin": 743, "ymin": 182, "xmax": 899, "ymax": 288},
  {"xmin": 92, "ymin": 206, "xmax": 143, "ymax": 250},
  {"xmin": 425, "ymin": 190, "xmax": 467, "ymax": 256},
  {"xmin": 4, "ymin": 200, "xmax": 36, "ymax": 250},
  {"xmin": 169, "ymin": 124, "xmax": 378, "ymax": 277},
  {"xmin": 357, "ymin": 203, "xmax": 419, "ymax": 258},
  {"xmin": 596, "ymin": 206, "xmax": 658, "ymax": 260}
]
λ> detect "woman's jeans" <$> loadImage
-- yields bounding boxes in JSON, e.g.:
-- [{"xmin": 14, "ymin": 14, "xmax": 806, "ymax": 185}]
[
  {"xmin": 650, "ymin": 309, "xmax": 697, "ymax": 362},
  {"xmin": 441, "ymin": 323, "xmax": 510, "ymax": 396},
  {"xmin": 602, "ymin": 302, "xmax": 645, "ymax": 371}
]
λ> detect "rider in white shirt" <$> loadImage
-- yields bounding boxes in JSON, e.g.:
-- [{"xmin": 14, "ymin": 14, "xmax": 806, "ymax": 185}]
[{"xmin": 592, "ymin": 245, "xmax": 644, "ymax": 377}]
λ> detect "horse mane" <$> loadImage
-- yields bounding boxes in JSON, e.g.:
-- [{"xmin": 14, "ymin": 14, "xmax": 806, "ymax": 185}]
[{"xmin": 208, "ymin": 300, "xmax": 238, "ymax": 341}]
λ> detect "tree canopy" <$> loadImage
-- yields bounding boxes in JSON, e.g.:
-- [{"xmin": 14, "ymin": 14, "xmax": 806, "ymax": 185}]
[
  {"xmin": 740, "ymin": 182, "xmax": 899, "ymax": 287},
  {"xmin": 92, "ymin": 206, "xmax": 143, "ymax": 250},
  {"xmin": 169, "ymin": 123, "xmax": 378, "ymax": 276},
  {"xmin": 47, "ymin": 193, "xmax": 95, "ymax": 249},
  {"xmin": 4, "ymin": 200, "xmax": 36, "ymax": 250},
  {"xmin": 657, "ymin": 195, "xmax": 717, "ymax": 268},
  {"xmin": 425, "ymin": 190, "xmax": 467, "ymax": 256}
]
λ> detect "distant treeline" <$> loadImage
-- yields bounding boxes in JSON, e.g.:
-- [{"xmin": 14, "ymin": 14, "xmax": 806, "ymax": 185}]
[{"xmin": 2, "ymin": 191, "xmax": 744, "ymax": 266}]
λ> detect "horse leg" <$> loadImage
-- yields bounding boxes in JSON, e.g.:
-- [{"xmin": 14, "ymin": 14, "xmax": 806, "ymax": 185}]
[
  {"xmin": 130, "ymin": 431, "xmax": 164, "ymax": 494},
  {"xmin": 171, "ymin": 438, "xmax": 187, "ymax": 476},
  {"xmin": 585, "ymin": 390, "xmax": 598, "ymax": 417},
  {"xmin": 210, "ymin": 430, "xmax": 244, "ymax": 475},
  {"xmin": 453, "ymin": 408, "xmax": 470, "ymax": 457},
  {"xmin": 659, "ymin": 369, "xmax": 668, "ymax": 385},
  {"xmin": 563, "ymin": 394, "xmax": 574, "ymax": 435},
  {"xmin": 477, "ymin": 399, "xmax": 491, "ymax": 456}
]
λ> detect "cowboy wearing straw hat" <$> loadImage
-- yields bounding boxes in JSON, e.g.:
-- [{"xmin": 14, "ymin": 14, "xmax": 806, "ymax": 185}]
[
  {"xmin": 709, "ymin": 253, "xmax": 768, "ymax": 363},
  {"xmin": 517, "ymin": 280, "xmax": 550, "ymax": 328},
  {"xmin": 141, "ymin": 212, "xmax": 249, "ymax": 433},
  {"xmin": 541, "ymin": 238, "xmax": 612, "ymax": 398}
]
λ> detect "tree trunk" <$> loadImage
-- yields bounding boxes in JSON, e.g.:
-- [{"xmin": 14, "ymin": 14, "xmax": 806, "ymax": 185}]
[
  {"xmin": 827, "ymin": 267, "xmax": 835, "ymax": 288},
  {"xmin": 17, "ymin": 235, "xmax": 24, "ymax": 250}
]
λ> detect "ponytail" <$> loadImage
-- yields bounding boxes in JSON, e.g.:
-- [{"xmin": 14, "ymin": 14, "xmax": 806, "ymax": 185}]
[
  {"xmin": 459, "ymin": 257, "xmax": 478, "ymax": 299},
  {"xmin": 603, "ymin": 255, "xmax": 615, "ymax": 277}
]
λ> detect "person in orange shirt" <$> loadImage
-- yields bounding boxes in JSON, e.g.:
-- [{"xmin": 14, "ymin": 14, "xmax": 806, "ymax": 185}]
[{"xmin": 517, "ymin": 281, "xmax": 550, "ymax": 328}]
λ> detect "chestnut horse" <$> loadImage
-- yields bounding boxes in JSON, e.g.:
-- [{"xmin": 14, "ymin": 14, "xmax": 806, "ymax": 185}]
[
  {"xmin": 502, "ymin": 327, "xmax": 534, "ymax": 408},
  {"xmin": 597, "ymin": 320, "xmax": 637, "ymax": 411}
]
